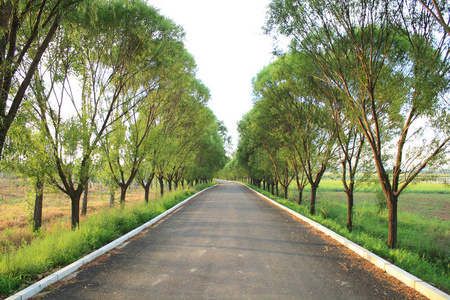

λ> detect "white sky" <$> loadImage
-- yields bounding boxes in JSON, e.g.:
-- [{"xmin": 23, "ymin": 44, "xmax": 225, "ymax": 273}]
[{"xmin": 149, "ymin": 0, "xmax": 277, "ymax": 152}]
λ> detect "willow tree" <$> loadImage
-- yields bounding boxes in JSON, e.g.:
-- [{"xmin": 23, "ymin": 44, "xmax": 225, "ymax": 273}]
[
  {"xmin": 266, "ymin": 0, "xmax": 450, "ymax": 247},
  {"xmin": 237, "ymin": 108, "xmax": 289, "ymax": 195},
  {"xmin": 253, "ymin": 56, "xmax": 337, "ymax": 214},
  {"xmin": 133, "ymin": 48, "xmax": 197, "ymax": 201},
  {"xmin": 1, "ymin": 100, "xmax": 54, "ymax": 231},
  {"xmin": 34, "ymin": 0, "xmax": 182, "ymax": 228},
  {"xmin": 0, "ymin": 0, "xmax": 80, "ymax": 160},
  {"xmin": 288, "ymin": 50, "xmax": 370, "ymax": 231},
  {"xmin": 184, "ymin": 110, "xmax": 228, "ymax": 185},
  {"xmin": 236, "ymin": 115, "xmax": 275, "ymax": 189},
  {"xmin": 99, "ymin": 43, "xmax": 186, "ymax": 204},
  {"xmin": 153, "ymin": 79, "xmax": 213, "ymax": 195}
]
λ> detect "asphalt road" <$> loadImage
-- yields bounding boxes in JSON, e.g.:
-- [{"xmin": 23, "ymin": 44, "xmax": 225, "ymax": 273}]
[{"xmin": 39, "ymin": 181, "xmax": 413, "ymax": 300}]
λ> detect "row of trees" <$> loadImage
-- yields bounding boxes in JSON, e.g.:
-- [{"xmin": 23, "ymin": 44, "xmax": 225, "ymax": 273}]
[
  {"xmin": 0, "ymin": 0, "xmax": 227, "ymax": 230},
  {"xmin": 225, "ymin": 0, "xmax": 449, "ymax": 249}
]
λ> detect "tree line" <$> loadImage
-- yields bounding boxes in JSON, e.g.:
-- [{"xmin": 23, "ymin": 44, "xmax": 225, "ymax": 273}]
[
  {"xmin": 222, "ymin": 0, "xmax": 449, "ymax": 249},
  {"xmin": 0, "ymin": 0, "xmax": 228, "ymax": 230}
]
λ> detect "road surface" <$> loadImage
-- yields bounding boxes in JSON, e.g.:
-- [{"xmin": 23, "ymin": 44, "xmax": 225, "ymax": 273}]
[{"xmin": 40, "ymin": 181, "xmax": 416, "ymax": 299}]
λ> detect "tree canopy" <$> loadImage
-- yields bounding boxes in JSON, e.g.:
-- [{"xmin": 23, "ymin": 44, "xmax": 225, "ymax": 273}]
[{"xmin": 1, "ymin": 0, "xmax": 228, "ymax": 229}]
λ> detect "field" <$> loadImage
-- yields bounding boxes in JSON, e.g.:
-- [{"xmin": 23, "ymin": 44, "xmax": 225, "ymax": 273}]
[
  {"xmin": 286, "ymin": 179, "xmax": 450, "ymax": 220},
  {"xmin": 0, "ymin": 176, "xmax": 171, "ymax": 253}
]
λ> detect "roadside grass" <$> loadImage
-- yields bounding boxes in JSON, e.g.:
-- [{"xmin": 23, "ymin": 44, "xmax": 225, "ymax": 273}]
[
  {"xmin": 0, "ymin": 183, "xmax": 214, "ymax": 298},
  {"xmin": 249, "ymin": 184, "xmax": 450, "ymax": 294}
]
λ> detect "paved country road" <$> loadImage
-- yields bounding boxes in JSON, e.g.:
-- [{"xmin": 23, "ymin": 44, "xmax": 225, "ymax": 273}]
[{"xmin": 38, "ymin": 181, "xmax": 419, "ymax": 300}]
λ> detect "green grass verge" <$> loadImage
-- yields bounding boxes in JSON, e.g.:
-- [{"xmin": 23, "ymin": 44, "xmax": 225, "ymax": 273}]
[
  {"xmin": 0, "ymin": 183, "xmax": 214, "ymax": 297},
  {"xmin": 248, "ymin": 184, "xmax": 450, "ymax": 293}
]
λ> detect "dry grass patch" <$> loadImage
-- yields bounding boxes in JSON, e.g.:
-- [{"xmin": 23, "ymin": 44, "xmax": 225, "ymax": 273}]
[{"xmin": 0, "ymin": 178, "xmax": 162, "ymax": 254}]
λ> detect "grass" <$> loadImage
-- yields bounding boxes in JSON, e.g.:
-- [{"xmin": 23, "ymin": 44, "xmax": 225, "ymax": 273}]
[
  {"xmin": 0, "ymin": 182, "xmax": 214, "ymax": 298},
  {"xmin": 249, "ymin": 184, "xmax": 450, "ymax": 294}
]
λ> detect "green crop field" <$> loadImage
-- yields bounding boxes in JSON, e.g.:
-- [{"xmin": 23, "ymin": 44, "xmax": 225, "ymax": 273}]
[{"xmin": 288, "ymin": 179, "xmax": 449, "ymax": 220}]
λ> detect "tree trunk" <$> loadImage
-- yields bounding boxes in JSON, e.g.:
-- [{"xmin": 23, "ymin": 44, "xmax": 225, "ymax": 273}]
[
  {"xmin": 120, "ymin": 185, "xmax": 127, "ymax": 204},
  {"xmin": 81, "ymin": 184, "xmax": 88, "ymax": 216},
  {"xmin": 144, "ymin": 186, "xmax": 150, "ymax": 203},
  {"xmin": 373, "ymin": 152, "xmax": 398, "ymax": 249},
  {"xmin": 297, "ymin": 188, "xmax": 303, "ymax": 205},
  {"xmin": 295, "ymin": 174, "xmax": 303, "ymax": 205},
  {"xmin": 139, "ymin": 174, "xmax": 154, "ymax": 204},
  {"xmin": 275, "ymin": 181, "xmax": 279, "ymax": 197},
  {"xmin": 158, "ymin": 176, "xmax": 164, "ymax": 197},
  {"xmin": 283, "ymin": 185, "xmax": 288, "ymax": 199},
  {"xmin": 346, "ymin": 188, "xmax": 354, "ymax": 232},
  {"xmin": 310, "ymin": 184, "xmax": 317, "ymax": 215},
  {"xmin": 386, "ymin": 191, "xmax": 398, "ymax": 249},
  {"xmin": 33, "ymin": 180, "xmax": 44, "ymax": 231},
  {"xmin": 168, "ymin": 180, "xmax": 172, "ymax": 191},
  {"xmin": 70, "ymin": 194, "xmax": 81, "ymax": 229}
]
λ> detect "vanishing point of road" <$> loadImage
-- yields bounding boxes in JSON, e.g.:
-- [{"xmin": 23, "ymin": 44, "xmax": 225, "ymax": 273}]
[{"xmin": 40, "ymin": 180, "xmax": 418, "ymax": 300}]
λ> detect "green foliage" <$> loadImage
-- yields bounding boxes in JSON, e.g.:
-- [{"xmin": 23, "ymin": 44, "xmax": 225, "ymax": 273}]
[{"xmin": 374, "ymin": 187, "xmax": 388, "ymax": 213}]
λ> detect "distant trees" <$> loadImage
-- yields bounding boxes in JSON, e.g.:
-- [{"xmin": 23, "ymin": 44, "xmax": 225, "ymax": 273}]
[
  {"xmin": 239, "ymin": 54, "xmax": 337, "ymax": 214},
  {"xmin": 1, "ymin": 0, "xmax": 227, "ymax": 229}
]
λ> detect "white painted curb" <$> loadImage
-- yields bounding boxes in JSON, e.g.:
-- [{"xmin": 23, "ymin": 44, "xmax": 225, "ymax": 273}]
[
  {"xmin": 244, "ymin": 184, "xmax": 450, "ymax": 300},
  {"xmin": 6, "ymin": 184, "xmax": 217, "ymax": 300}
]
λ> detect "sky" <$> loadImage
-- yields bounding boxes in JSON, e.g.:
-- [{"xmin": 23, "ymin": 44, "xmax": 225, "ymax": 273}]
[{"xmin": 149, "ymin": 0, "xmax": 279, "ymax": 152}]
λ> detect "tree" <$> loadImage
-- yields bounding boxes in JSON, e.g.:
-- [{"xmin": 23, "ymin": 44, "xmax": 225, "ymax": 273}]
[
  {"xmin": 185, "ymin": 111, "xmax": 228, "ymax": 184},
  {"xmin": 101, "ymin": 77, "xmax": 161, "ymax": 204},
  {"xmin": 237, "ymin": 109, "xmax": 280, "ymax": 193},
  {"xmin": 415, "ymin": 0, "xmax": 450, "ymax": 35},
  {"xmin": 34, "ymin": 0, "xmax": 182, "ymax": 228},
  {"xmin": 253, "ymin": 56, "xmax": 337, "ymax": 214},
  {"xmin": 288, "ymin": 50, "xmax": 370, "ymax": 231},
  {"xmin": 1, "ymin": 99, "xmax": 53, "ymax": 231},
  {"xmin": 266, "ymin": 0, "xmax": 450, "ymax": 247},
  {"xmin": 0, "ymin": 0, "xmax": 79, "ymax": 160}
]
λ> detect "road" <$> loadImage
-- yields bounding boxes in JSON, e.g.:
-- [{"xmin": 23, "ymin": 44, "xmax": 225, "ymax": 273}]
[{"xmin": 40, "ymin": 181, "xmax": 415, "ymax": 299}]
